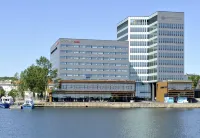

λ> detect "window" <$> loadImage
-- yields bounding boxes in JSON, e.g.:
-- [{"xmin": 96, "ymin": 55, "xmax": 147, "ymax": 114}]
[{"xmin": 130, "ymin": 27, "xmax": 146, "ymax": 32}]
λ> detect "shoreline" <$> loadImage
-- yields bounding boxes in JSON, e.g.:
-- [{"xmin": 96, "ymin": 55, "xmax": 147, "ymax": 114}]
[{"xmin": 10, "ymin": 102, "xmax": 200, "ymax": 109}]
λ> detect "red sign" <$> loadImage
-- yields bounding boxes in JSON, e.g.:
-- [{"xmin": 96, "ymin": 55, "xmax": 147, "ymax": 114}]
[{"xmin": 74, "ymin": 40, "xmax": 80, "ymax": 43}]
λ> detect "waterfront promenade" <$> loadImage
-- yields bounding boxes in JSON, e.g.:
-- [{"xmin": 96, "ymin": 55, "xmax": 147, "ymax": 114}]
[{"xmin": 10, "ymin": 101, "xmax": 200, "ymax": 109}]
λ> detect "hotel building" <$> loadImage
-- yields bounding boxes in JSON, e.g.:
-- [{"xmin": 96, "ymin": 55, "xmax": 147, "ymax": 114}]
[
  {"xmin": 50, "ymin": 38, "xmax": 137, "ymax": 101},
  {"xmin": 50, "ymin": 38, "xmax": 129, "ymax": 80}
]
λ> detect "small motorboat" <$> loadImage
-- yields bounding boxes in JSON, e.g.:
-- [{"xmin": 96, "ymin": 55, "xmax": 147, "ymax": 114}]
[
  {"xmin": 0, "ymin": 96, "xmax": 13, "ymax": 109},
  {"xmin": 0, "ymin": 102, "xmax": 10, "ymax": 109},
  {"xmin": 21, "ymin": 99, "xmax": 34, "ymax": 109}
]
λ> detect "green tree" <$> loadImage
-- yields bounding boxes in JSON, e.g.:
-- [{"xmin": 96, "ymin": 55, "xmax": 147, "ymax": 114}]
[
  {"xmin": 36, "ymin": 56, "xmax": 57, "ymax": 97},
  {"xmin": 188, "ymin": 75, "xmax": 200, "ymax": 88},
  {"xmin": 18, "ymin": 70, "xmax": 28, "ymax": 98},
  {"xmin": 18, "ymin": 56, "xmax": 57, "ymax": 99},
  {"xmin": 36, "ymin": 56, "xmax": 57, "ymax": 81},
  {"xmin": 14, "ymin": 72, "xmax": 19, "ymax": 80},
  {"xmin": 8, "ymin": 89, "xmax": 18, "ymax": 100},
  {"xmin": 0, "ymin": 88, "xmax": 5, "ymax": 97}
]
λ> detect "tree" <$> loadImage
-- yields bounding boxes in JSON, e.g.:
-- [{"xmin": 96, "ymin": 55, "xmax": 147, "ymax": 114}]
[
  {"xmin": 18, "ymin": 70, "xmax": 28, "ymax": 98},
  {"xmin": 8, "ymin": 89, "xmax": 18, "ymax": 100},
  {"xmin": 0, "ymin": 88, "xmax": 5, "ymax": 97},
  {"xmin": 14, "ymin": 72, "xmax": 19, "ymax": 80},
  {"xmin": 188, "ymin": 75, "xmax": 200, "ymax": 88},
  {"xmin": 18, "ymin": 56, "xmax": 57, "ymax": 99},
  {"xmin": 36, "ymin": 56, "xmax": 57, "ymax": 81},
  {"xmin": 36, "ymin": 56, "xmax": 57, "ymax": 98}
]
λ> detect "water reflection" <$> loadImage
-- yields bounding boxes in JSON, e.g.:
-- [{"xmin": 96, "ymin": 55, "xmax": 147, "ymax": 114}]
[{"xmin": 0, "ymin": 108, "xmax": 200, "ymax": 138}]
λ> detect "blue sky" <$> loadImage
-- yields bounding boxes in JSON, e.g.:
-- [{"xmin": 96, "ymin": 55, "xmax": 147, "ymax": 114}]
[{"xmin": 0, "ymin": 0, "xmax": 199, "ymax": 76}]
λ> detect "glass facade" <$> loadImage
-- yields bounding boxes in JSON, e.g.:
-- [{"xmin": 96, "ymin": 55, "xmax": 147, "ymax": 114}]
[
  {"xmin": 168, "ymin": 83, "xmax": 192, "ymax": 90},
  {"xmin": 61, "ymin": 83, "xmax": 135, "ymax": 92},
  {"xmin": 117, "ymin": 11, "xmax": 185, "ymax": 98}
]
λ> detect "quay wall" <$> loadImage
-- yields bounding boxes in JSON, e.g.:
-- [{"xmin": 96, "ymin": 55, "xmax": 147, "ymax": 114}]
[
  {"xmin": 42, "ymin": 102, "xmax": 200, "ymax": 108},
  {"xmin": 11, "ymin": 102, "xmax": 200, "ymax": 109}
]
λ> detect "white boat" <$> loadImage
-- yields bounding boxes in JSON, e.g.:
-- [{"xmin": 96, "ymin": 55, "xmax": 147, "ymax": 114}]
[
  {"xmin": 21, "ymin": 98, "xmax": 34, "ymax": 109},
  {"xmin": 0, "ymin": 96, "xmax": 13, "ymax": 109},
  {"xmin": 1, "ymin": 96, "xmax": 14, "ymax": 105}
]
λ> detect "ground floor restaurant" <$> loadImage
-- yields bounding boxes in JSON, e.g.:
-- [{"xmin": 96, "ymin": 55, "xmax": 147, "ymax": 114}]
[{"xmin": 49, "ymin": 80, "xmax": 136, "ymax": 102}]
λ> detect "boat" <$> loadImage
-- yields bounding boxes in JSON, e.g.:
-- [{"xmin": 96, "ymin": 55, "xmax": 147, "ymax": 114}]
[
  {"xmin": 0, "ymin": 96, "xmax": 13, "ymax": 109},
  {"xmin": 21, "ymin": 98, "xmax": 34, "ymax": 109},
  {"xmin": 0, "ymin": 102, "xmax": 10, "ymax": 108}
]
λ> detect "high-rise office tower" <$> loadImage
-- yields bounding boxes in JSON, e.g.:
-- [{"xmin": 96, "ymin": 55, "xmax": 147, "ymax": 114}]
[{"xmin": 117, "ymin": 11, "xmax": 184, "ymax": 99}]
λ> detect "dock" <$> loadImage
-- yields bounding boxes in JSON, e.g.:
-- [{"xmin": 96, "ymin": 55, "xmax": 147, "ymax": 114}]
[{"xmin": 9, "ymin": 102, "xmax": 200, "ymax": 109}]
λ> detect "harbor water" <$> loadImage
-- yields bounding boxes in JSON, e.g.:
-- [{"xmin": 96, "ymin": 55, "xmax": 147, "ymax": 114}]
[{"xmin": 1, "ymin": 108, "xmax": 200, "ymax": 138}]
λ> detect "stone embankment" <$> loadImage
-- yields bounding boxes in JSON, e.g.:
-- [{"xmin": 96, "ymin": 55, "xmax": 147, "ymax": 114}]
[
  {"xmin": 45, "ymin": 102, "xmax": 200, "ymax": 108},
  {"xmin": 10, "ymin": 102, "xmax": 200, "ymax": 109}
]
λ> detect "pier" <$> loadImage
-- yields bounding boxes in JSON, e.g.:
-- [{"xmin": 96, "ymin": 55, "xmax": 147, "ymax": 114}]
[{"xmin": 9, "ymin": 101, "xmax": 200, "ymax": 109}]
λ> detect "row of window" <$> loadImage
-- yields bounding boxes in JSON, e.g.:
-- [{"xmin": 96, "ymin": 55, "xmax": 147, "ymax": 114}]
[
  {"xmin": 130, "ymin": 55, "xmax": 147, "ymax": 60},
  {"xmin": 131, "ymin": 75, "xmax": 157, "ymax": 81},
  {"xmin": 61, "ymin": 56, "xmax": 128, "ymax": 61},
  {"xmin": 61, "ymin": 45, "xmax": 128, "ymax": 50},
  {"xmin": 159, "ymin": 23, "xmax": 184, "ymax": 29},
  {"xmin": 147, "ymin": 53, "xmax": 157, "ymax": 60},
  {"xmin": 117, "ymin": 29, "xmax": 128, "ymax": 38},
  {"xmin": 168, "ymin": 84, "xmax": 192, "ymax": 90},
  {"xmin": 130, "ymin": 19, "xmax": 147, "ymax": 25},
  {"xmin": 148, "ymin": 31, "xmax": 157, "ymax": 39},
  {"xmin": 61, "ymin": 62, "xmax": 128, "ymax": 66},
  {"xmin": 130, "ymin": 62, "xmax": 147, "ymax": 67},
  {"xmin": 158, "ymin": 60, "xmax": 184, "ymax": 66},
  {"xmin": 130, "ymin": 41, "xmax": 147, "ymax": 46},
  {"xmin": 148, "ymin": 38, "xmax": 158, "ymax": 46},
  {"xmin": 148, "ymin": 68, "xmax": 157, "ymax": 74},
  {"xmin": 61, "ymin": 74, "xmax": 128, "ymax": 78},
  {"xmin": 148, "ymin": 61, "xmax": 157, "ymax": 67},
  {"xmin": 117, "ymin": 20, "xmax": 128, "ymax": 32},
  {"xmin": 130, "ymin": 34, "xmax": 147, "ymax": 39},
  {"xmin": 158, "ymin": 52, "xmax": 184, "ymax": 59},
  {"xmin": 131, "ymin": 68, "xmax": 159, "ymax": 74},
  {"xmin": 159, "ymin": 45, "xmax": 184, "ymax": 51},
  {"xmin": 131, "ymin": 75, "xmax": 148, "ymax": 81},
  {"xmin": 159, "ymin": 30, "xmax": 184, "ymax": 36},
  {"xmin": 118, "ymin": 35, "xmax": 128, "ymax": 41},
  {"xmin": 130, "ymin": 69, "xmax": 148, "ymax": 74},
  {"xmin": 130, "ymin": 48, "xmax": 147, "ymax": 53},
  {"xmin": 148, "ymin": 46, "xmax": 157, "ymax": 53},
  {"xmin": 148, "ymin": 24, "xmax": 157, "ymax": 32},
  {"xmin": 159, "ymin": 75, "xmax": 184, "ymax": 81},
  {"xmin": 159, "ymin": 38, "xmax": 184, "ymax": 44},
  {"xmin": 130, "ymin": 27, "xmax": 147, "ymax": 32},
  {"xmin": 130, "ymin": 61, "xmax": 157, "ymax": 68},
  {"xmin": 61, "ymin": 50, "xmax": 128, "ymax": 55},
  {"xmin": 61, "ymin": 84, "xmax": 134, "ymax": 91},
  {"xmin": 130, "ymin": 47, "xmax": 157, "ymax": 53},
  {"xmin": 62, "ymin": 68, "xmax": 128, "ymax": 72},
  {"xmin": 159, "ymin": 67, "xmax": 184, "ymax": 73}
]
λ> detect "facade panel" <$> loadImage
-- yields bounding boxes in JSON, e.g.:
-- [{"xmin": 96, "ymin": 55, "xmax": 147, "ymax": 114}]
[
  {"xmin": 117, "ymin": 11, "xmax": 185, "ymax": 98},
  {"xmin": 51, "ymin": 38, "xmax": 129, "ymax": 80}
]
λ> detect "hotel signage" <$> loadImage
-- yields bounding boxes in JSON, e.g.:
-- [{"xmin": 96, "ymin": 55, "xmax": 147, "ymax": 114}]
[{"xmin": 74, "ymin": 40, "xmax": 80, "ymax": 43}]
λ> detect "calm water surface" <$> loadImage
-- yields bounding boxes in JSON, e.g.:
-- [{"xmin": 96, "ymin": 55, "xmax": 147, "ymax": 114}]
[{"xmin": 1, "ymin": 108, "xmax": 200, "ymax": 138}]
